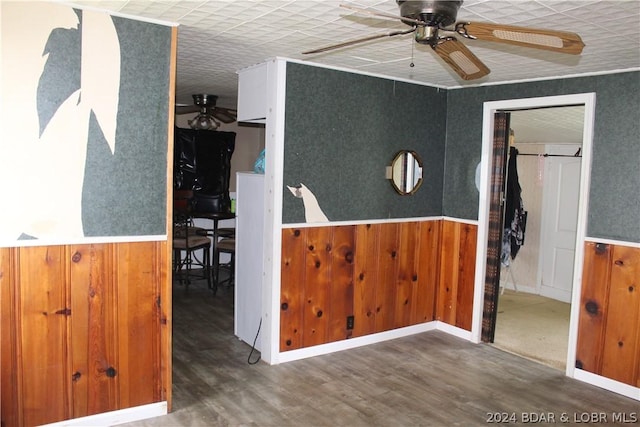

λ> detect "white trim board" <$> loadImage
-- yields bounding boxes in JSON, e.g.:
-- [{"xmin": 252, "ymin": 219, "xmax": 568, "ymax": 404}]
[
  {"xmin": 573, "ymin": 369, "xmax": 640, "ymax": 401},
  {"xmin": 472, "ymin": 93, "xmax": 609, "ymax": 392},
  {"xmin": 39, "ymin": 402, "xmax": 167, "ymax": 427},
  {"xmin": 277, "ymin": 322, "xmax": 437, "ymax": 363}
]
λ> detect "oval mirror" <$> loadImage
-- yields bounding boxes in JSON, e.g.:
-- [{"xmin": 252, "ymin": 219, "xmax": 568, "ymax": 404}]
[{"xmin": 390, "ymin": 150, "xmax": 423, "ymax": 195}]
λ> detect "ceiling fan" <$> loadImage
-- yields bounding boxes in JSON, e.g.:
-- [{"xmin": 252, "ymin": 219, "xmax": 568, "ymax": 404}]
[
  {"xmin": 303, "ymin": 0, "xmax": 585, "ymax": 81},
  {"xmin": 175, "ymin": 94, "xmax": 237, "ymax": 130}
]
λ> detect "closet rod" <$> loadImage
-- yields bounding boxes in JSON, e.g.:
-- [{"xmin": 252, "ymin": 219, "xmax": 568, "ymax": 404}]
[{"xmin": 518, "ymin": 153, "xmax": 582, "ymax": 158}]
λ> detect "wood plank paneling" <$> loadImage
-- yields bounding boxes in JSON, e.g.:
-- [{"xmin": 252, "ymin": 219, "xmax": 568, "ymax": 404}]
[
  {"xmin": 576, "ymin": 242, "xmax": 640, "ymax": 388},
  {"xmin": 455, "ymin": 223, "xmax": 477, "ymax": 331},
  {"xmin": 326, "ymin": 226, "xmax": 355, "ymax": 343},
  {"xmin": 69, "ymin": 244, "xmax": 118, "ymax": 417},
  {"xmin": 302, "ymin": 227, "xmax": 332, "ymax": 348},
  {"xmin": 575, "ymin": 242, "xmax": 612, "ymax": 373},
  {"xmin": 18, "ymin": 246, "xmax": 70, "ymax": 426},
  {"xmin": 437, "ymin": 221, "xmax": 460, "ymax": 325},
  {"xmin": 279, "ymin": 220, "xmax": 477, "ymax": 349},
  {"xmin": 437, "ymin": 221, "xmax": 477, "ymax": 331},
  {"xmin": 281, "ymin": 228, "xmax": 306, "ymax": 351},
  {"xmin": 414, "ymin": 221, "xmax": 441, "ymax": 324},
  {"xmin": 353, "ymin": 224, "xmax": 379, "ymax": 338},
  {"xmin": 1, "ymin": 248, "xmax": 21, "ymax": 427},
  {"xmin": 600, "ymin": 245, "xmax": 640, "ymax": 385},
  {"xmin": 394, "ymin": 222, "xmax": 419, "ymax": 329},
  {"xmin": 1, "ymin": 241, "xmax": 168, "ymax": 427},
  {"xmin": 115, "ymin": 241, "xmax": 163, "ymax": 409},
  {"xmin": 375, "ymin": 223, "xmax": 400, "ymax": 333}
]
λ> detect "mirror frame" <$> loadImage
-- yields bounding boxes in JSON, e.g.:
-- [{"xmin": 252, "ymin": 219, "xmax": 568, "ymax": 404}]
[{"xmin": 390, "ymin": 150, "xmax": 424, "ymax": 195}]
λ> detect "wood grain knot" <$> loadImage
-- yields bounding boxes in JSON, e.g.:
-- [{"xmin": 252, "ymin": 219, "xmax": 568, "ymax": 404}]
[
  {"xmin": 308, "ymin": 245, "xmax": 315, "ymax": 251},
  {"xmin": 105, "ymin": 367, "xmax": 117, "ymax": 378},
  {"xmin": 72, "ymin": 371, "xmax": 82, "ymax": 382},
  {"xmin": 294, "ymin": 229, "xmax": 300, "ymax": 237},
  {"xmin": 618, "ymin": 341, "xmax": 624, "ymax": 347},
  {"xmin": 286, "ymin": 339, "xmax": 292, "ymax": 346},
  {"xmin": 359, "ymin": 272, "xmax": 365, "ymax": 281},
  {"xmin": 412, "ymin": 274, "xmax": 418, "ymax": 281},
  {"xmin": 614, "ymin": 259, "xmax": 624, "ymax": 266},
  {"xmin": 345, "ymin": 251, "xmax": 354, "ymax": 263},
  {"xmin": 391, "ymin": 251, "xmax": 397, "ymax": 258},
  {"xmin": 595, "ymin": 243, "xmax": 608, "ymax": 254},
  {"xmin": 71, "ymin": 251, "xmax": 82, "ymax": 263},
  {"xmin": 629, "ymin": 286, "xmax": 635, "ymax": 293},
  {"xmin": 316, "ymin": 310, "xmax": 323, "ymax": 318},
  {"xmin": 315, "ymin": 261, "xmax": 321, "ymax": 268},
  {"xmin": 281, "ymin": 302, "xmax": 288, "ymax": 311},
  {"xmin": 585, "ymin": 300, "xmax": 598, "ymax": 315},
  {"xmin": 325, "ymin": 244, "xmax": 331, "ymax": 252}
]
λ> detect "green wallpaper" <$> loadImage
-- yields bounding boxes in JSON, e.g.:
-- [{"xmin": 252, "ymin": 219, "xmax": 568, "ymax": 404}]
[
  {"xmin": 443, "ymin": 72, "xmax": 640, "ymax": 242},
  {"xmin": 283, "ymin": 63, "xmax": 447, "ymax": 224},
  {"xmin": 82, "ymin": 16, "xmax": 172, "ymax": 237},
  {"xmin": 280, "ymin": 62, "xmax": 639, "ymax": 242}
]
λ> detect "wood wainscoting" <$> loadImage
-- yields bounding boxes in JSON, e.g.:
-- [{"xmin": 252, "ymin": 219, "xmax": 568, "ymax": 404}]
[
  {"xmin": 280, "ymin": 219, "xmax": 477, "ymax": 352},
  {"xmin": 0, "ymin": 241, "xmax": 169, "ymax": 427},
  {"xmin": 576, "ymin": 242, "xmax": 640, "ymax": 388}
]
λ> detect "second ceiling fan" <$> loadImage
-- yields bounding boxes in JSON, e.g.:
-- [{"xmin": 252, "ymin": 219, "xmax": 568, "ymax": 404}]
[
  {"xmin": 176, "ymin": 94, "xmax": 237, "ymax": 130},
  {"xmin": 303, "ymin": 0, "xmax": 585, "ymax": 81}
]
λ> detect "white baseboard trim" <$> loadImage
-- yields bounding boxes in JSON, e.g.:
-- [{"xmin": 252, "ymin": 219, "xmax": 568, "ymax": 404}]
[
  {"xmin": 277, "ymin": 322, "xmax": 437, "ymax": 363},
  {"xmin": 39, "ymin": 402, "xmax": 167, "ymax": 427},
  {"xmin": 573, "ymin": 369, "xmax": 640, "ymax": 401},
  {"xmin": 435, "ymin": 321, "xmax": 473, "ymax": 340}
]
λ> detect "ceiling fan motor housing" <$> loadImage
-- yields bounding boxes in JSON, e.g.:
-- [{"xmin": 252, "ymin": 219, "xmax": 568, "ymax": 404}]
[
  {"xmin": 396, "ymin": 0, "xmax": 462, "ymax": 27},
  {"xmin": 192, "ymin": 94, "xmax": 218, "ymax": 107}
]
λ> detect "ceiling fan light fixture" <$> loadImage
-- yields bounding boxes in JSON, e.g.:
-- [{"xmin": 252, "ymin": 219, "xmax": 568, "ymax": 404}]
[{"xmin": 189, "ymin": 111, "xmax": 220, "ymax": 130}]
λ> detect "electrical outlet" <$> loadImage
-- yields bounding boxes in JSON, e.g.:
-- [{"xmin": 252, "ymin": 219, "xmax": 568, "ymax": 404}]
[{"xmin": 346, "ymin": 315, "xmax": 354, "ymax": 330}]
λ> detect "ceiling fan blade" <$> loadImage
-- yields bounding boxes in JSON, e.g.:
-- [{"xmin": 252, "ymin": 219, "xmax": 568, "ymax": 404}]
[
  {"xmin": 302, "ymin": 28, "xmax": 415, "ymax": 54},
  {"xmin": 433, "ymin": 38, "xmax": 490, "ymax": 80},
  {"xmin": 457, "ymin": 22, "xmax": 584, "ymax": 55},
  {"xmin": 340, "ymin": 4, "xmax": 427, "ymax": 26},
  {"xmin": 175, "ymin": 105, "xmax": 201, "ymax": 115},
  {"xmin": 212, "ymin": 107, "xmax": 237, "ymax": 124}
]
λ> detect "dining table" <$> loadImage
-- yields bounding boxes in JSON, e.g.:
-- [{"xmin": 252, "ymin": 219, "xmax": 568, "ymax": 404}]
[{"xmin": 192, "ymin": 210, "xmax": 236, "ymax": 286}]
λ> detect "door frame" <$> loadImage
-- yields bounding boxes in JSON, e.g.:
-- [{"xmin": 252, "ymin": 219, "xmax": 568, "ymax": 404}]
[{"xmin": 470, "ymin": 93, "xmax": 596, "ymax": 379}]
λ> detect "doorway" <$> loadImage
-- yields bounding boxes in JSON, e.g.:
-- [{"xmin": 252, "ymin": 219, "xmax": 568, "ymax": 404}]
[
  {"xmin": 471, "ymin": 93, "xmax": 596, "ymax": 379},
  {"xmin": 492, "ymin": 112, "xmax": 584, "ymax": 369}
]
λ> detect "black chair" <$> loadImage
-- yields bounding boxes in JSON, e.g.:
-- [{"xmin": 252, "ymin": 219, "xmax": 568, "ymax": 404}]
[
  {"xmin": 173, "ymin": 191, "xmax": 212, "ymax": 290},
  {"xmin": 213, "ymin": 238, "xmax": 235, "ymax": 290}
]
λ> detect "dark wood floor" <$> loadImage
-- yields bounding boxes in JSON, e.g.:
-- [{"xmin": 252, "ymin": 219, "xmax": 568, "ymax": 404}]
[{"xmin": 122, "ymin": 277, "xmax": 639, "ymax": 426}]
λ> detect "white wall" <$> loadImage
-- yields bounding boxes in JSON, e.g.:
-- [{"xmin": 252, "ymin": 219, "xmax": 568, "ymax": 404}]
[{"xmin": 503, "ymin": 143, "xmax": 545, "ymax": 293}]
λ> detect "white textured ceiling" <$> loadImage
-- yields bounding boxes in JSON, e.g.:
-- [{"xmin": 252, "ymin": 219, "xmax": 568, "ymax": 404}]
[
  {"xmin": 65, "ymin": 0, "xmax": 640, "ymax": 110},
  {"xmin": 510, "ymin": 106, "xmax": 585, "ymax": 144}
]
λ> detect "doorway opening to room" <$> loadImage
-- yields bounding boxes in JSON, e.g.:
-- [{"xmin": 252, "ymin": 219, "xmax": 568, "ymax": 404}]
[
  {"xmin": 472, "ymin": 93, "xmax": 596, "ymax": 376},
  {"xmin": 493, "ymin": 107, "xmax": 584, "ymax": 370}
]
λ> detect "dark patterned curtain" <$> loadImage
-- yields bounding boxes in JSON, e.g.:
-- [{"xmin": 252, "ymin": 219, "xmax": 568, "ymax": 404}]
[{"xmin": 481, "ymin": 112, "xmax": 510, "ymax": 342}]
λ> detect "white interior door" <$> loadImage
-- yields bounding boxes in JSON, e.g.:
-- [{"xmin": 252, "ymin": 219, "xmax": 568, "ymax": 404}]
[{"xmin": 539, "ymin": 145, "xmax": 581, "ymax": 303}]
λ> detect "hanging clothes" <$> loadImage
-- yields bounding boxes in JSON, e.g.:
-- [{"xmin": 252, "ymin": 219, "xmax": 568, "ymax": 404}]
[{"xmin": 502, "ymin": 146, "xmax": 527, "ymax": 265}]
